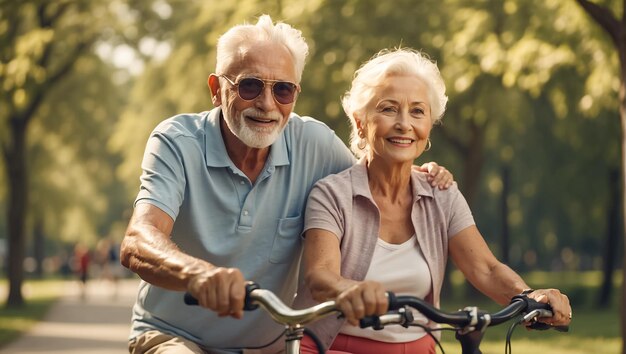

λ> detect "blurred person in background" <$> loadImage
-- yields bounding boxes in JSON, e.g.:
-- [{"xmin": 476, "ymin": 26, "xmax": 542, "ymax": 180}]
[
  {"xmin": 73, "ymin": 242, "xmax": 90, "ymax": 300},
  {"xmin": 96, "ymin": 237, "xmax": 124, "ymax": 298}
]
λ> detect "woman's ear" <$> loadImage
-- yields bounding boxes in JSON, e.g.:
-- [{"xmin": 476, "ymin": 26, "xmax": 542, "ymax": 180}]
[
  {"xmin": 208, "ymin": 74, "xmax": 222, "ymax": 106},
  {"xmin": 354, "ymin": 112, "xmax": 365, "ymax": 134}
]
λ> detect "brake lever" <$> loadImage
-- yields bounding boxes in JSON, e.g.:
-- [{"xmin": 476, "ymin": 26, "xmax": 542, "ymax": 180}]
[
  {"xmin": 523, "ymin": 309, "xmax": 569, "ymax": 332},
  {"xmin": 522, "ymin": 309, "xmax": 552, "ymax": 323}
]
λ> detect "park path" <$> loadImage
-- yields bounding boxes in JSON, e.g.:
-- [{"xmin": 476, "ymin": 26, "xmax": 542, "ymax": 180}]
[{"xmin": 2, "ymin": 277, "xmax": 141, "ymax": 354}]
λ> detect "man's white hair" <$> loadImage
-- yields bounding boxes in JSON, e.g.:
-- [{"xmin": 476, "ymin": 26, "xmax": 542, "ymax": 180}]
[{"xmin": 216, "ymin": 15, "xmax": 309, "ymax": 83}]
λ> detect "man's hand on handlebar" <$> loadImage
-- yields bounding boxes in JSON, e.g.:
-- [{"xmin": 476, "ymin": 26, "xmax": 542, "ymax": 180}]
[
  {"xmin": 526, "ymin": 288, "xmax": 571, "ymax": 327},
  {"xmin": 187, "ymin": 267, "xmax": 246, "ymax": 319},
  {"xmin": 335, "ymin": 281, "xmax": 388, "ymax": 326}
]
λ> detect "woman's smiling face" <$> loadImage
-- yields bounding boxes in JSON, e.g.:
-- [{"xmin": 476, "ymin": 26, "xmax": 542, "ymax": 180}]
[{"xmin": 360, "ymin": 73, "xmax": 433, "ymax": 164}]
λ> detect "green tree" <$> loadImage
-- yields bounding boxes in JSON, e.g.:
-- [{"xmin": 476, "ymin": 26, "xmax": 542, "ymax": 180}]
[
  {"xmin": 575, "ymin": 0, "xmax": 626, "ymax": 351},
  {"xmin": 0, "ymin": 0, "xmax": 167, "ymax": 307},
  {"xmin": 1, "ymin": 1, "xmax": 95, "ymax": 306}
]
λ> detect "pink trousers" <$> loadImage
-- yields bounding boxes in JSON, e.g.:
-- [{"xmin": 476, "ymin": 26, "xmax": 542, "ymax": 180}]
[{"xmin": 300, "ymin": 332, "xmax": 436, "ymax": 354}]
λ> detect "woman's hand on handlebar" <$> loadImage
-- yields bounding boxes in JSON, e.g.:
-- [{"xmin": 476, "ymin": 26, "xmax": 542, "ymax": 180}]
[
  {"xmin": 187, "ymin": 266, "xmax": 246, "ymax": 319},
  {"xmin": 336, "ymin": 281, "xmax": 388, "ymax": 326},
  {"xmin": 527, "ymin": 288, "xmax": 571, "ymax": 326}
]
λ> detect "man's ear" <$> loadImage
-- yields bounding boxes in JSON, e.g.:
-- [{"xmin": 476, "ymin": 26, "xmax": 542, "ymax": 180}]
[{"xmin": 208, "ymin": 74, "xmax": 222, "ymax": 107}]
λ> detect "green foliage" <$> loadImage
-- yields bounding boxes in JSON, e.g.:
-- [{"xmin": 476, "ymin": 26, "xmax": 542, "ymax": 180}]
[
  {"xmin": 0, "ymin": 0, "xmax": 620, "ymax": 274},
  {"xmin": 26, "ymin": 52, "xmax": 131, "ymax": 243},
  {"xmin": 0, "ymin": 0, "xmax": 177, "ymax": 250}
]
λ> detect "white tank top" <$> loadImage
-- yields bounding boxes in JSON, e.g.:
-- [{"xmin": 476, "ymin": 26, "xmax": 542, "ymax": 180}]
[{"xmin": 339, "ymin": 236, "xmax": 432, "ymax": 342}]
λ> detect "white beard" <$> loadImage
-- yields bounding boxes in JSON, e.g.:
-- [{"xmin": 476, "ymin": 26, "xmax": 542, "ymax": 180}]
[{"xmin": 223, "ymin": 107, "xmax": 284, "ymax": 149}]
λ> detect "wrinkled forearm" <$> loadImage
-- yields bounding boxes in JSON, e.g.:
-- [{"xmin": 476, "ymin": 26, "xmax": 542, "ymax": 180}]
[
  {"xmin": 121, "ymin": 223, "xmax": 212, "ymax": 291},
  {"xmin": 467, "ymin": 262, "xmax": 528, "ymax": 305},
  {"xmin": 305, "ymin": 267, "xmax": 356, "ymax": 303}
]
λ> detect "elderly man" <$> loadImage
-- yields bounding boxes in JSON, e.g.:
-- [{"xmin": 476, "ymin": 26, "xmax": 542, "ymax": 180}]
[{"xmin": 121, "ymin": 15, "xmax": 452, "ymax": 353}]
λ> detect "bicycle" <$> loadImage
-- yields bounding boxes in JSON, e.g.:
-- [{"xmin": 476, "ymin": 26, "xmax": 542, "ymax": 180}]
[{"xmin": 185, "ymin": 282, "xmax": 569, "ymax": 354}]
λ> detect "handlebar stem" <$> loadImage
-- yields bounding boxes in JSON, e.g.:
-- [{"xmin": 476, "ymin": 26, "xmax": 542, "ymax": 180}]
[{"xmin": 458, "ymin": 307, "xmax": 491, "ymax": 335}]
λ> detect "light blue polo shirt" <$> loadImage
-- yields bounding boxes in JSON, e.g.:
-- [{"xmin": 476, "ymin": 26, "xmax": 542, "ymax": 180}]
[{"xmin": 129, "ymin": 108, "xmax": 355, "ymax": 351}]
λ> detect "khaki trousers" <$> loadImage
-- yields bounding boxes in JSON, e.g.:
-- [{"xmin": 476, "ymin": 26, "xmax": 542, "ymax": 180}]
[
  {"xmin": 128, "ymin": 330, "xmax": 273, "ymax": 354},
  {"xmin": 129, "ymin": 330, "xmax": 206, "ymax": 354}
]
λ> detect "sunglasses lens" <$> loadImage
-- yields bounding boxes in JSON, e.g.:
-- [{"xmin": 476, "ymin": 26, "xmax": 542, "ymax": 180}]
[
  {"xmin": 273, "ymin": 82, "xmax": 297, "ymax": 104},
  {"xmin": 238, "ymin": 78, "xmax": 264, "ymax": 100},
  {"xmin": 234, "ymin": 77, "xmax": 296, "ymax": 104}
]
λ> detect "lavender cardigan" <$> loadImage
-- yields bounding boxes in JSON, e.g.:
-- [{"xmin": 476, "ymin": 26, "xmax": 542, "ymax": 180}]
[{"xmin": 291, "ymin": 159, "xmax": 475, "ymax": 349}]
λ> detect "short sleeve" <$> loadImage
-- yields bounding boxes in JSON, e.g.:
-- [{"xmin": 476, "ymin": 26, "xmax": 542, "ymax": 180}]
[
  {"xmin": 446, "ymin": 184, "xmax": 475, "ymax": 238},
  {"xmin": 134, "ymin": 131, "xmax": 186, "ymax": 220},
  {"xmin": 303, "ymin": 180, "xmax": 345, "ymax": 242}
]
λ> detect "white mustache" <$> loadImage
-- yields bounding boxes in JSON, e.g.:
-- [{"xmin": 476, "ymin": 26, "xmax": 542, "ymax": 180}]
[{"xmin": 241, "ymin": 107, "xmax": 282, "ymax": 121}]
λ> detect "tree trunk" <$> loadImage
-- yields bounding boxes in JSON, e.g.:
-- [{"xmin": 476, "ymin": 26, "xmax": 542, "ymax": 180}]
[
  {"xmin": 617, "ymin": 19, "xmax": 626, "ymax": 353},
  {"xmin": 619, "ymin": 73, "xmax": 626, "ymax": 354},
  {"xmin": 572, "ymin": 2, "xmax": 626, "ymax": 351},
  {"xmin": 615, "ymin": 23, "xmax": 626, "ymax": 351},
  {"xmin": 460, "ymin": 124, "xmax": 485, "ymax": 207},
  {"xmin": 462, "ymin": 123, "xmax": 485, "ymax": 300},
  {"xmin": 33, "ymin": 216, "xmax": 45, "ymax": 278},
  {"xmin": 500, "ymin": 165, "xmax": 510, "ymax": 264},
  {"xmin": 6, "ymin": 117, "xmax": 28, "ymax": 307},
  {"xmin": 598, "ymin": 168, "xmax": 619, "ymax": 308}
]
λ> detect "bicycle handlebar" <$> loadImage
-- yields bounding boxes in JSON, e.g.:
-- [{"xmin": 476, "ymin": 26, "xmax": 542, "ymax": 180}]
[
  {"xmin": 184, "ymin": 282, "xmax": 342, "ymax": 327},
  {"xmin": 184, "ymin": 282, "xmax": 569, "ymax": 333},
  {"xmin": 185, "ymin": 282, "xmax": 568, "ymax": 354},
  {"xmin": 360, "ymin": 293, "xmax": 569, "ymax": 333}
]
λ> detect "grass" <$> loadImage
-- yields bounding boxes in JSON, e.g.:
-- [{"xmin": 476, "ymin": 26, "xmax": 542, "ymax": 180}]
[
  {"xmin": 0, "ymin": 278, "xmax": 66, "ymax": 348},
  {"xmin": 437, "ymin": 270, "xmax": 621, "ymax": 354}
]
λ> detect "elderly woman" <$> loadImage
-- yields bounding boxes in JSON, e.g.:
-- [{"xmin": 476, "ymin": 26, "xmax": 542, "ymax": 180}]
[{"xmin": 293, "ymin": 48, "xmax": 571, "ymax": 354}]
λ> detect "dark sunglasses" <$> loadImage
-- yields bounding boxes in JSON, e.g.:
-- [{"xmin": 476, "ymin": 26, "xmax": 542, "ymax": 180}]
[{"xmin": 220, "ymin": 75, "xmax": 299, "ymax": 105}]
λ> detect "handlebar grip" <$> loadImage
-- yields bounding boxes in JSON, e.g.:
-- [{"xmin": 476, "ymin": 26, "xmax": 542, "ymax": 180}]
[
  {"xmin": 386, "ymin": 291, "xmax": 398, "ymax": 310},
  {"xmin": 184, "ymin": 292, "xmax": 199, "ymax": 305},
  {"xmin": 526, "ymin": 322, "xmax": 569, "ymax": 332},
  {"xmin": 511, "ymin": 293, "xmax": 552, "ymax": 313},
  {"xmin": 359, "ymin": 292, "xmax": 399, "ymax": 330},
  {"xmin": 512, "ymin": 294, "xmax": 570, "ymax": 333},
  {"xmin": 359, "ymin": 315, "xmax": 381, "ymax": 329},
  {"xmin": 527, "ymin": 321, "xmax": 551, "ymax": 331},
  {"xmin": 243, "ymin": 281, "xmax": 261, "ymax": 311},
  {"xmin": 183, "ymin": 281, "xmax": 261, "ymax": 310}
]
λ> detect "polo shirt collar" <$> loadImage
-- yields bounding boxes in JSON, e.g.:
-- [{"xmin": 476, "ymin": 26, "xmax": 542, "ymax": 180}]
[
  {"xmin": 351, "ymin": 157, "xmax": 434, "ymax": 201},
  {"xmin": 204, "ymin": 108, "xmax": 290, "ymax": 168}
]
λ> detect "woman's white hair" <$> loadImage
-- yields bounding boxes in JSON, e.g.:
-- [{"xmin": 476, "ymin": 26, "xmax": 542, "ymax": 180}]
[
  {"xmin": 216, "ymin": 15, "xmax": 309, "ymax": 83},
  {"xmin": 342, "ymin": 48, "xmax": 448, "ymax": 157}
]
